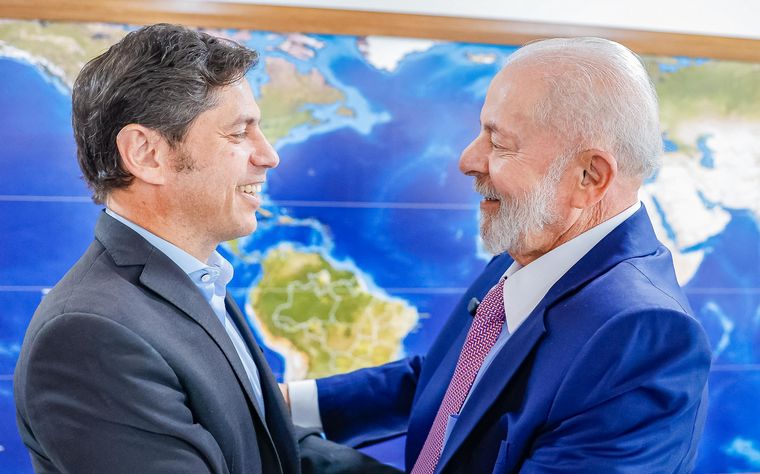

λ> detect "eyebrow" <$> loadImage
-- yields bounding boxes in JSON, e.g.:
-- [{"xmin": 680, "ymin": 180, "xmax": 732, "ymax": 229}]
[
  {"xmin": 483, "ymin": 121, "xmax": 519, "ymax": 144},
  {"xmin": 226, "ymin": 116, "xmax": 260, "ymax": 129}
]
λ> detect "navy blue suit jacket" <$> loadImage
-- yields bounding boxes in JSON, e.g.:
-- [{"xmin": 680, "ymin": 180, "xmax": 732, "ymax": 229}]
[{"xmin": 317, "ymin": 206, "xmax": 712, "ymax": 473}]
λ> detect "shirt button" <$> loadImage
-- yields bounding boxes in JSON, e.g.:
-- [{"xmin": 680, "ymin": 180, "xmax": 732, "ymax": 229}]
[{"xmin": 201, "ymin": 273, "xmax": 211, "ymax": 283}]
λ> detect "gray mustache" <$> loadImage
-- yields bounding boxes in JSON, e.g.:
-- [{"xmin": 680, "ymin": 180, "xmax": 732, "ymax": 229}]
[{"xmin": 474, "ymin": 178, "xmax": 501, "ymax": 201}]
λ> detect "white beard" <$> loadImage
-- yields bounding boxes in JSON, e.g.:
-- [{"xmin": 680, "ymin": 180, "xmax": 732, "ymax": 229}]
[{"xmin": 476, "ymin": 156, "xmax": 567, "ymax": 256}]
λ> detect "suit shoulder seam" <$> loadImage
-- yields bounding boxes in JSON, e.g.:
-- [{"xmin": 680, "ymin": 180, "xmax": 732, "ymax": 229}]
[
  {"xmin": 621, "ymin": 260, "xmax": 689, "ymax": 313},
  {"xmin": 60, "ymin": 244, "xmax": 107, "ymax": 314}
]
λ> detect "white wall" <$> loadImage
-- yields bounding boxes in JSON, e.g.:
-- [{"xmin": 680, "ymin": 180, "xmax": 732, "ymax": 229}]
[{"xmin": 229, "ymin": 0, "xmax": 760, "ymax": 39}]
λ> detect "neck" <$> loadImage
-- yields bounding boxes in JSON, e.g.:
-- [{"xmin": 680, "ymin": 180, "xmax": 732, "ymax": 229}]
[
  {"xmin": 107, "ymin": 191, "xmax": 215, "ymax": 262},
  {"xmin": 509, "ymin": 194, "xmax": 637, "ymax": 266}
]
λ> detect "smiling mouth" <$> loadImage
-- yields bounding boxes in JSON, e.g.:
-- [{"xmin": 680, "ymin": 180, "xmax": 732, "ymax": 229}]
[
  {"xmin": 479, "ymin": 192, "xmax": 501, "ymax": 209},
  {"xmin": 474, "ymin": 177, "xmax": 501, "ymax": 203},
  {"xmin": 237, "ymin": 183, "xmax": 263, "ymax": 195},
  {"xmin": 480, "ymin": 192, "xmax": 500, "ymax": 202}
]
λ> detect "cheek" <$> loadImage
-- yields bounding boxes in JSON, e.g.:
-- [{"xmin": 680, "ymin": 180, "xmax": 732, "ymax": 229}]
[
  {"xmin": 227, "ymin": 148, "xmax": 252, "ymax": 174},
  {"xmin": 490, "ymin": 157, "xmax": 546, "ymax": 198},
  {"xmin": 488, "ymin": 162, "xmax": 516, "ymax": 197}
]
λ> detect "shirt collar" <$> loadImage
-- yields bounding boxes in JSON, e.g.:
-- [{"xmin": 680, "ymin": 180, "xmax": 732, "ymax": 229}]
[
  {"xmin": 501, "ymin": 201, "xmax": 641, "ymax": 333},
  {"xmin": 105, "ymin": 208, "xmax": 234, "ymax": 290}
]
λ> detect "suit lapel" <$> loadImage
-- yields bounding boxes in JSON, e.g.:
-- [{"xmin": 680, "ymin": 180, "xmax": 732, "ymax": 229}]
[
  {"xmin": 434, "ymin": 206, "xmax": 662, "ymax": 472},
  {"xmin": 137, "ymin": 252, "xmax": 265, "ymax": 418},
  {"xmin": 435, "ymin": 306, "xmax": 547, "ymax": 472},
  {"xmin": 226, "ymin": 296, "xmax": 294, "ymax": 429},
  {"xmin": 95, "ymin": 213, "xmax": 278, "ymax": 458},
  {"xmin": 406, "ymin": 254, "xmax": 513, "ymax": 467},
  {"xmin": 226, "ymin": 296, "xmax": 299, "ymax": 474}
]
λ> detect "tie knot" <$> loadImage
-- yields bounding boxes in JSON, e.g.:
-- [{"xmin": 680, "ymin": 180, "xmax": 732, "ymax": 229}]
[{"xmin": 475, "ymin": 278, "xmax": 506, "ymax": 324}]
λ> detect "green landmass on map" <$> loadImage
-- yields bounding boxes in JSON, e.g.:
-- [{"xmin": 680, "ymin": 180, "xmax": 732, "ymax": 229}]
[
  {"xmin": 645, "ymin": 58, "xmax": 760, "ymax": 136},
  {"xmin": 0, "ymin": 20, "xmax": 127, "ymax": 87},
  {"xmin": 0, "ymin": 21, "xmax": 356, "ymax": 146},
  {"xmin": 256, "ymin": 57, "xmax": 351, "ymax": 144},
  {"xmin": 250, "ymin": 245, "xmax": 418, "ymax": 378}
]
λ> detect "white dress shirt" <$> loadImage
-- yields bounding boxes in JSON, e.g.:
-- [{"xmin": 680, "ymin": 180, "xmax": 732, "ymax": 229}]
[{"xmin": 289, "ymin": 202, "xmax": 641, "ymax": 433}]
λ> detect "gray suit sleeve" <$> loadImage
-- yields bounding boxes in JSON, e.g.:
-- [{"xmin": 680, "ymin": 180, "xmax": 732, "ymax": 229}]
[{"xmin": 18, "ymin": 313, "xmax": 228, "ymax": 473}]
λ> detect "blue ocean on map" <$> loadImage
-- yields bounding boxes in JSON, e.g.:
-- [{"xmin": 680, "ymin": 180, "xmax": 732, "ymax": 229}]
[{"xmin": 0, "ymin": 26, "xmax": 758, "ymax": 473}]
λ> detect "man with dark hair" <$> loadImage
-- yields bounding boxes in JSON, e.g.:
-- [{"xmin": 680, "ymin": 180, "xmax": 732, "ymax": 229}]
[{"xmin": 14, "ymin": 23, "xmax": 393, "ymax": 474}]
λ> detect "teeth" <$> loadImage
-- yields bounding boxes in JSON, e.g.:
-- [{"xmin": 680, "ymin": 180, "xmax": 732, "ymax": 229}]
[{"xmin": 238, "ymin": 183, "xmax": 263, "ymax": 194}]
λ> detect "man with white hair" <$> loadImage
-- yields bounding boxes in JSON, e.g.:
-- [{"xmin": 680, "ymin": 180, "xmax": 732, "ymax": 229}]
[{"xmin": 284, "ymin": 37, "xmax": 712, "ymax": 473}]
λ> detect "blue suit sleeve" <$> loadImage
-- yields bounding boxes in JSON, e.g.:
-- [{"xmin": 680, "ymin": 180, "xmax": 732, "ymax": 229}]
[
  {"xmin": 518, "ymin": 309, "xmax": 711, "ymax": 474},
  {"xmin": 317, "ymin": 355, "xmax": 424, "ymax": 447}
]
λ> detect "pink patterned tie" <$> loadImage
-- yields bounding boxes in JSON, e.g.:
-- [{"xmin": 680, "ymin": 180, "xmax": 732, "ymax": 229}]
[{"xmin": 411, "ymin": 278, "xmax": 507, "ymax": 474}]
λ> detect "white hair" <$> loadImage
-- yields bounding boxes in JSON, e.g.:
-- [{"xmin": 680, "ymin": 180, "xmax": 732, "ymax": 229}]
[
  {"xmin": 505, "ymin": 37, "xmax": 662, "ymax": 179},
  {"xmin": 475, "ymin": 149, "xmax": 572, "ymax": 255}
]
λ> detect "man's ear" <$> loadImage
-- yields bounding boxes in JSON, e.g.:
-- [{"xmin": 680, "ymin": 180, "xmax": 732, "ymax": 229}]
[
  {"xmin": 570, "ymin": 148, "xmax": 617, "ymax": 208},
  {"xmin": 115, "ymin": 124, "xmax": 169, "ymax": 185}
]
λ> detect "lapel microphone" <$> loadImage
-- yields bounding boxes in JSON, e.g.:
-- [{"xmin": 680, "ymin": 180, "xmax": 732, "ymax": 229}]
[{"xmin": 467, "ymin": 297, "xmax": 480, "ymax": 317}]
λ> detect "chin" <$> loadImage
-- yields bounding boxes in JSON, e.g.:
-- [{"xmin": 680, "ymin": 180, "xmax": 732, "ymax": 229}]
[
  {"xmin": 238, "ymin": 220, "xmax": 257, "ymax": 238},
  {"xmin": 223, "ymin": 218, "xmax": 258, "ymax": 243}
]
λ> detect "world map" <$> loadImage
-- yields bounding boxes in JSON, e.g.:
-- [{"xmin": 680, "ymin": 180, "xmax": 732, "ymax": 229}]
[{"xmin": 0, "ymin": 19, "xmax": 758, "ymax": 473}]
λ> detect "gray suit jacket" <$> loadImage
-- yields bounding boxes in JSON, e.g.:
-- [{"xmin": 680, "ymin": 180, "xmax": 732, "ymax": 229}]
[{"xmin": 14, "ymin": 212, "xmax": 302, "ymax": 473}]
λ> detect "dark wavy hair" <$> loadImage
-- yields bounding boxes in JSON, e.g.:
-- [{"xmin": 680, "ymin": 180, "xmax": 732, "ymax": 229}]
[{"xmin": 72, "ymin": 23, "xmax": 259, "ymax": 203}]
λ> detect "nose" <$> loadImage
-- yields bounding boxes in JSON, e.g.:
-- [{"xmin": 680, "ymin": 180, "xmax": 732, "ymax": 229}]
[
  {"xmin": 459, "ymin": 132, "xmax": 488, "ymax": 178},
  {"xmin": 252, "ymin": 129, "xmax": 280, "ymax": 169}
]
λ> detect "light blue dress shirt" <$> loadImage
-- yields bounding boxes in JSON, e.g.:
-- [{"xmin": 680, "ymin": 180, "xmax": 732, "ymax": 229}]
[{"xmin": 105, "ymin": 209, "xmax": 266, "ymax": 417}]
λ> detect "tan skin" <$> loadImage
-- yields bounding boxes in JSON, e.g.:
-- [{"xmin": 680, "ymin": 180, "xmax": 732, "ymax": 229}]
[
  {"xmin": 459, "ymin": 61, "xmax": 641, "ymax": 266},
  {"xmin": 107, "ymin": 80, "xmax": 279, "ymax": 263}
]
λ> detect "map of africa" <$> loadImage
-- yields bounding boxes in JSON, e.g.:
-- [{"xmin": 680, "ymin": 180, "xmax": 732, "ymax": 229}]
[{"xmin": 0, "ymin": 20, "xmax": 758, "ymax": 473}]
